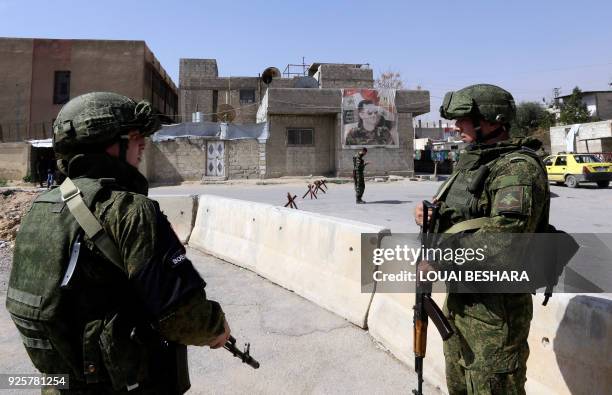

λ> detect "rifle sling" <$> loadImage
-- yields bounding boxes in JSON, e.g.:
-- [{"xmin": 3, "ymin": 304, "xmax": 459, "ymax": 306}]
[{"xmin": 59, "ymin": 177, "xmax": 125, "ymax": 273}]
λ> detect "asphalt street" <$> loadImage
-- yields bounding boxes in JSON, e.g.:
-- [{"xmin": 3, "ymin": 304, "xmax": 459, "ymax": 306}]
[{"xmin": 151, "ymin": 179, "xmax": 612, "ymax": 233}]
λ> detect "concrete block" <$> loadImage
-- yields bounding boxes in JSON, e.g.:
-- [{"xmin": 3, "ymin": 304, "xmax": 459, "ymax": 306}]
[
  {"xmin": 367, "ymin": 277, "xmax": 612, "ymax": 394},
  {"xmin": 189, "ymin": 195, "xmax": 389, "ymax": 327},
  {"xmin": 150, "ymin": 195, "xmax": 198, "ymax": 243}
]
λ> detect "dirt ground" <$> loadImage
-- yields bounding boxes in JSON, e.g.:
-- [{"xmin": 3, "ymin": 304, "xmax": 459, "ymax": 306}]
[{"xmin": 0, "ymin": 189, "xmax": 40, "ymax": 294}]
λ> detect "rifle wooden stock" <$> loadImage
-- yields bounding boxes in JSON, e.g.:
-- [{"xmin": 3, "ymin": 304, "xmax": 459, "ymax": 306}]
[{"xmin": 413, "ymin": 318, "xmax": 428, "ymax": 357}]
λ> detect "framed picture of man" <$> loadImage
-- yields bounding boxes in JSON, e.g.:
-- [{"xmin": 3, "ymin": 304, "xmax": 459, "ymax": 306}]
[{"xmin": 341, "ymin": 88, "xmax": 399, "ymax": 148}]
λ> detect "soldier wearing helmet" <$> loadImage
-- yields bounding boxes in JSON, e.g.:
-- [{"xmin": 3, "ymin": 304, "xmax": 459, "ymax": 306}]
[
  {"xmin": 8, "ymin": 92, "xmax": 230, "ymax": 394},
  {"xmin": 413, "ymin": 84, "xmax": 550, "ymax": 394}
]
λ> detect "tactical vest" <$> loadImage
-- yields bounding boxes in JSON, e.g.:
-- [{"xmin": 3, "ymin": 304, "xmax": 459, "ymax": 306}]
[
  {"xmin": 434, "ymin": 146, "xmax": 549, "ymax": 233},
  {"xmin": 433, "ymin": 147, "xmax": 577, "ymax": 304},
  {"xmin": 6, "ymin": 178, "xmax": 188, "ymax": 393}
]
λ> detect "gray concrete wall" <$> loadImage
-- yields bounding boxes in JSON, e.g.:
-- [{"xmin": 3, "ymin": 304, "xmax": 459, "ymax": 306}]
[
  {"xmin": 595, "ymin": 92, "xmax": 612, "ymax": 121},
  {"xmin": 266, "ymin": 115, "xmax": 336, "ymax": 178},
  {"xmin": 143, "ymin": 137, "xmax": 261, "ymax": 184},
  {"xmin": 0, "ymin": 142, "xmax": 30, "ymax": 180},
  {"xmin": 227, "ymin": 139, "xmax": 261, "ymax": 179},
  {"xmin": 317, "ymin": 64, "xmax": 373, "ymax": 89},
  {"xmin": 550, "ymin": 121, "xmax": 612, "ymax": 154},
  {"xmin": 146, "ymin": 137, "xmax": 208, "ymax": 184}
]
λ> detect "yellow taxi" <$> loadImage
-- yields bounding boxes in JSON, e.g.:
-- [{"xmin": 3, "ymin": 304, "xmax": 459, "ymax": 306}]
[{"xmin": 543, "ymin": 153, "xmax": 612, "ymax": 188}]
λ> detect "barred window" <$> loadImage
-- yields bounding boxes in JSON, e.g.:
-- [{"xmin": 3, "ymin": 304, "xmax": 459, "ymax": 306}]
[
  {"xmin": 287, "ymin": 128, "xmax": 314, "ymax": 146},
  {"xmin": 240, "ymin": 89, "xmax": 255, "ymax": 104},
  {"xmin": 53, "ymin": 71, "xmax": 71, "ymax": 104}
]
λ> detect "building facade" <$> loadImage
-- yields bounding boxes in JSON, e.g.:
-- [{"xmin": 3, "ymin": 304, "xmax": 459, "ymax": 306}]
[
  {"xmin": 144, "ymin": 59, "xmax": 429, "ymax": 182},
  {"xmin": 0, "ymin": 37, "xmax": 178, "ymax": 142},
  {"xmin": 554, "ymin": 90, "xmax": 612, "ymax": 121}
]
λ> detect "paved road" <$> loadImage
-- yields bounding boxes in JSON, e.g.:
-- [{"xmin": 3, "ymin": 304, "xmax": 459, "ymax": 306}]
[{"xmin": 151, "ymin": 179, "xmax": 612, "ymax": 233}]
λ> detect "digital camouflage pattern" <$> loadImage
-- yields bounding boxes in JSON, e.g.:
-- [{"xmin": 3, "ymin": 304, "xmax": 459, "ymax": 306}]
[
  {"xmin": 53, "ymin": 92, "xmax": 159, "ymax": 158},
  {"xmin": 440, "ymin": 84, "xmax": 516, "ymax": 125},
  {"xmin": 8, "ymin": 153, "xmax": 225, "ymax": 393},
  {"xmin": 434, "ymin": 136, "xmax": 550, "ymax": 395},
  {"xmin": 353, "ymin": 153, "xmax": 366, "ymax": 201}
]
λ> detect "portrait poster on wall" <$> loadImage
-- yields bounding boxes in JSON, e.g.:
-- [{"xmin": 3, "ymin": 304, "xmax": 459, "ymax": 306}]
[{"xmin": 341, "ymin": 88, "xmax": 398, "ymax": 148}]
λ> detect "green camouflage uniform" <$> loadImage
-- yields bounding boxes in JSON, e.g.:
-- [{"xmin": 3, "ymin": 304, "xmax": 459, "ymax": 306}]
[
  {"xmin": 353, "ymin": 154, "xmax": 366, "ymax": 201},
  {"xmin": 346, "ymin": 125, "xmax": 394, "ymax": 146},
  {"xmin": 7, "ymin": 93, "xmax": 225, "ymax": 394},
  {"xmin": 434, "ymin": 137, "xmax": 549, "ymax": 395}
]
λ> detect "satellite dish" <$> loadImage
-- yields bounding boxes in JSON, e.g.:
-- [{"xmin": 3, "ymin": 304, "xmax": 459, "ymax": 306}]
[
  {"xmin": 261, "ymin": 67, "xmax": 281, "ymax": 85},
  {"xmin": 294, "ymin": 76, "xmax": 319, "ymax": 88},
  {"xmin": 217, "ymin": 104, "xmax": 236, "ymax": 123}
]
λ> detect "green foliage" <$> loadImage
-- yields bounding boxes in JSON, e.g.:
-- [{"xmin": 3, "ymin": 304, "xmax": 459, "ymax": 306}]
[
  {"xmin": 0, "ymin": 179, "xmax": 7, "ymax": 187},
  {"xmin": 22, "ymin": 175, "xmax": 33, "ymax": 183},
  {"xmin": 510, "ymin": 101, "xmax": 554, "ymax": 137},
  {"xmin": 559, "ymin": 87, "xmax": 591, "ymax": 125}
]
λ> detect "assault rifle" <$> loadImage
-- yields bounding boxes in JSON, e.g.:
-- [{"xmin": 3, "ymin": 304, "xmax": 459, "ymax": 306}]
[
  {"xmin": 413, "ymin": 201, "xmax": 454, "ymax": 395},
  {"xmin": 224, "ymin": 336, "xmax": 260, "ymax": 369}
]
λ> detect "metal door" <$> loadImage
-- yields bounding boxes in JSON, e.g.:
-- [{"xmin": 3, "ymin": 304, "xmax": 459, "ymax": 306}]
[{"xmin": 206, "ymin": 141, "xmax": 225, "ymax": 177}]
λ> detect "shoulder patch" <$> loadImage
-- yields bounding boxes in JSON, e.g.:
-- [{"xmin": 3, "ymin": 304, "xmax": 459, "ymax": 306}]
[{"xmin": 494, "ymin": 185, "xmax": 525, "ymax": 214}]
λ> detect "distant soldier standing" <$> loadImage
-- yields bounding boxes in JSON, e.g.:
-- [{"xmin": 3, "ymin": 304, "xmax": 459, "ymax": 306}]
[
  {"xmin": 414, "ymin": 84, "xmax": 550, "ymax": 395},
  {"xmin": 353, "ymin": 147, "xmax": 369, "ymax": 204}
]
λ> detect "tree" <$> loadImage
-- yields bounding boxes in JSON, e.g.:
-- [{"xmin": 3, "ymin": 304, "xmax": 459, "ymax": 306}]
[
  {"xmin": 510, "ymin": 101, "xmax": 554, "ymax": 137},
  {"xmin": 559, "ymin": 86, "xmax": 591, "ymax": 125},
  {"xmin": 375, "ymin": 70, "xmax": 404, "ymax": 90}
]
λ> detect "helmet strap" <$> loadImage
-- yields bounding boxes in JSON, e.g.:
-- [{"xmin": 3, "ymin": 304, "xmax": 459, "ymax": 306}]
[{"xmin": 119, "ymin": 135, "xmax": 130, "ymax": 162}]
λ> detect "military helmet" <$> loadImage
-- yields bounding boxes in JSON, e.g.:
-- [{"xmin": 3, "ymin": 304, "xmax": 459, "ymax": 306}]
[
  {"xmin": 440, "ymin": 84, "xmax": 516, "ymax": 124},
  {"xmin": 53, "ymin": 92, "xmax": 160, "ymax": 155}
]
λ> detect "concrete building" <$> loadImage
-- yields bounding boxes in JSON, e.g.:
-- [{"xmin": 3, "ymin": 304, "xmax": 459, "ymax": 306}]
[
  {"xmin": 550, "ymin": 120, "xmax": 612, "ymax": 155},
  {"xmin": 554, "ymin": 90, "xmax": 612, "ymax": 121},
  {"xmin": 148, "ymin": 59, "xmax": 429, "ymax": 182},
  {"xmin": 0, "ymin": 37, "xmax": 178, "ymax": 143}
]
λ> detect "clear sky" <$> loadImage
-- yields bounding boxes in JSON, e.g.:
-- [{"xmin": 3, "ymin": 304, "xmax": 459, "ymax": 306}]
[{"xmin": 2, "ymin": 0, "xmax": 611, "ymax": 123}]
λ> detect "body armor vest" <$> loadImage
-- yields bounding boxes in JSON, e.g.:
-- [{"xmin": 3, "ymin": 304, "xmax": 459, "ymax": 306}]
[{"xmin": 7, "ymin": 178, "xmax": 187, "ymax": 393}]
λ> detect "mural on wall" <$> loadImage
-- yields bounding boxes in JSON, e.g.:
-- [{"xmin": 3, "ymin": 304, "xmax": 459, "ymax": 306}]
[{"xmin": 341, "ymin": 88, "xmax": 398, "ymax": 148}]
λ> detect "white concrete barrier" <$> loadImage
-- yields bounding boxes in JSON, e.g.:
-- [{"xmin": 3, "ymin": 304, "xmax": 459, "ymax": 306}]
[
  {"xmin": 150, "ymin": 195, "xmax": 198, "ymax": 243},
  {"xmin": 189, "ymin": 195, "xmax": 389, "ymax": 328},
  {"xmin": 368, "ymin": 288, "xmax": 612, "ymax": 394}
]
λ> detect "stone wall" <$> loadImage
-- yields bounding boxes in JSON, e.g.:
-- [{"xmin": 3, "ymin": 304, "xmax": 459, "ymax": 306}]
[
  {"xmin": 0, "ymin": 142, "xmax": 30, "ymax": 180},
  {"xmin": 142, "ymin": 137, "xmax": 261, "ymax": 184},
  {"xmin": 317, "ymin": 64, "xmax": 373, "ymax": 89},
  {"xmin": 227, "ymin": 139, "xmax": 261, "ymax": 179}
]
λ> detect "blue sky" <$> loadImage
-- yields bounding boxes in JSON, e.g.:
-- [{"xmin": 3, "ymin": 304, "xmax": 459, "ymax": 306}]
[{"xmin": 2, "ymin": 0, "xmax": 611, "ymax": 122}]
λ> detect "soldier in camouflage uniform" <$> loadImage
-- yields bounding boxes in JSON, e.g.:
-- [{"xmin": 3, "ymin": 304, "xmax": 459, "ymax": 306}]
[
  {"xmin": 353, "ymin": 148, "xmax": 368, "ymax": 204},
  {"xmin": 7, "ymin": 92, "xmax": 230, "ymax": 394},
  {"xmin": 414, "ymin": 84, "xmax": 550, "ymax": 395}
]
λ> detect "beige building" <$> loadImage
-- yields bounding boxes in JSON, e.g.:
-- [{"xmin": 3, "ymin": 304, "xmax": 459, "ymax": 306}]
[
  {"xmin": 145, "ymin": 59, "xmax": 429, "ymax": 183},
  {"xmin": 0, "ymin": 37, "xmax": 178, "ymax": 142}
]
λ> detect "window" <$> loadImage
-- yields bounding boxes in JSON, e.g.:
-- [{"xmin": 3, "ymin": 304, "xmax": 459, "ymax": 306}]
[
  {"xmin": 555, "ymin": 156, "xmax": 567, "ymax": 166},
  {"xmin": 287, "ymin": 128, "xmax": 314, "ymax": 146},
  {"xmin": 53, "ymin": 71, "xmax": 71, "ymax": 104},
  {"xmin": 240, "ymin": 89, "xmax": 255, "ymax": 104},
  {"xmin": 543, "ymin": 157, "xmax": 553, "ymax": 166}
]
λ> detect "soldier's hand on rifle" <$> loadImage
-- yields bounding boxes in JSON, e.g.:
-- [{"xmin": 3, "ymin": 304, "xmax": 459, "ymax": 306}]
[
  {"xmin": 414, "ymin": 204, "xmax": 431, "ymax": 226},
  {"xmin": 209, "ymin": 318, "xmax": 231, "ymax": 349}
]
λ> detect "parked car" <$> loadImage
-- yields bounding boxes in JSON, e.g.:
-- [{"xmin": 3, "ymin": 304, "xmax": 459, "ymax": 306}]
[{"xmin": 543, "ymin": 153, "xmax": 612, "ymax": 188}]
